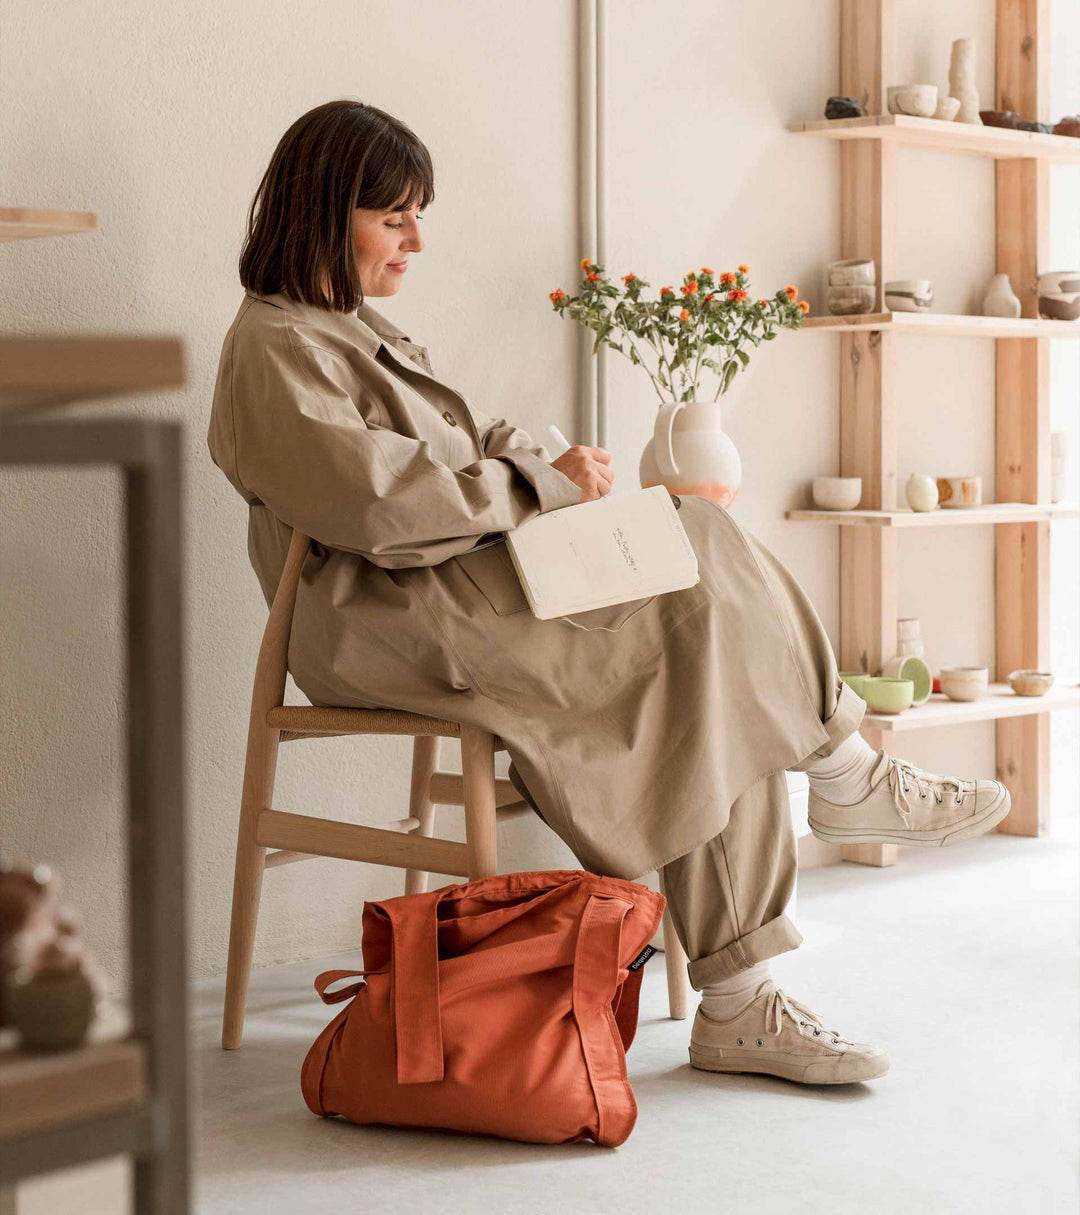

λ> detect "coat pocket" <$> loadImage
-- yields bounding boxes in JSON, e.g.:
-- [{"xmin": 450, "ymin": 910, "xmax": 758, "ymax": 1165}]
[
  {"xmin": 453, "ymin": 542, "xmax": 530, "ymax": 614},
  {"xmin": 453, "ymin": 541, "xmax": 662, "ymax": 631}
]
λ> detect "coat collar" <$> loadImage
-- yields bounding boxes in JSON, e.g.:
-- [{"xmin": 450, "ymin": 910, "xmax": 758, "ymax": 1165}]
[{"xmin": 242, "ymin": 287, "xmax": 416, "ymax": 360}]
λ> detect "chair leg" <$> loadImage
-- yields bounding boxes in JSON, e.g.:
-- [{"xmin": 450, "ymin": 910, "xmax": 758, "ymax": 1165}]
[
  {"xmin": 657, "ymin": 868, "xmax": 688, "ymax": 1020},
  {"xmin": 404, "ymin": 736, "xmax": 440, "ymax": 895},
  {"xmin": 222, "ymin": 722, "xmax": 280, "ymax": 1050},
  {"xmin": 460, "ymin": 726, "xmax": 499, "ymax": 880}
]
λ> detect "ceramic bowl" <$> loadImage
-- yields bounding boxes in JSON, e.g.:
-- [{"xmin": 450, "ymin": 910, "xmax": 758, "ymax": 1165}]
[
  {"xmin": 827, "ymin": 284, "xmax": 876, "ymax": 315},
  {"xmin": 1037, "ymin": 270, "xmax": 1080, "ymax": 321},
  {"xmin": 861, "ymin": 677, "xmax": 914, "ymax": 714},
  {"xmin": 936, "ymin": 475, "xmax": 982, "ymax": 508},
  {"xmin": 839, "ymin": 671, "xmax": 871, "ymax": 698},
  {"xmin": 1007, "ymin": 669, "xmax": 1054, "ymax": 696},
  {"xmin": 884, "ymin": 279, "xmax": 933, "ymax": 311},
  {"xmin": 827, "ymin": 258, "xmax": 876, "ymax": 287},
  {"xmin": 940, "ymin": 666, "xmax": 989, "ymax": 701},
  {"xmin": 933, "ymin": 96, "xmax": 961, "ymax": 121},
  {"xmin": 886, "ymin": 84, "xmax": 938, "ymax": 118},
  {"xmin": 812, "ymin": 476, "xmax": 862, "ymax": 510},
  {"xmin": 882, "ymin": 655, "xmax": 933, "ymax": 705}
]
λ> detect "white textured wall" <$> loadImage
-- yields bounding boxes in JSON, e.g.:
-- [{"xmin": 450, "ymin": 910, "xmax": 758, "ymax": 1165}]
[{"xmin": 0, "ymin": 0, "xmax": 1076, "ymax": 991}]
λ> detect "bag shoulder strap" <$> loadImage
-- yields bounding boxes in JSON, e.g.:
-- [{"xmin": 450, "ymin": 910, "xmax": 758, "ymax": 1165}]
[{"xmin": 383, "ymin": 890, "xmax": 445, "ymax": 1085}]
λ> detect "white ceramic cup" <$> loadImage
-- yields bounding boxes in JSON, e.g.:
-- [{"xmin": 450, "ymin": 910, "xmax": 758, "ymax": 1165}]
[
  {"xmin": 882, "ymin": 654, "xmax": 932, "ymax": 704},
  {"xmin": 936, "ymin": 475, "xmax": 982, "ymax": 508}
]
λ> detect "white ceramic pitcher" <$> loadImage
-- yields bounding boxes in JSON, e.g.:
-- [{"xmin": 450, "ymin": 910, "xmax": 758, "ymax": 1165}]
[{"xmin": 638, "ymin": 399, "xmax": 743, "ymax": 508}]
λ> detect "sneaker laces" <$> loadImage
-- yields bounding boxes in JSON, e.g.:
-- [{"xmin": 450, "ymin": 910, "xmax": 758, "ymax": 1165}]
[
  {"xmin": 765, "ymin": 986, "xmax": 851, "ymax": 1047},
  {"xmin": 886, "ymin": 755, "xmax": 966, "ymax": 827}
]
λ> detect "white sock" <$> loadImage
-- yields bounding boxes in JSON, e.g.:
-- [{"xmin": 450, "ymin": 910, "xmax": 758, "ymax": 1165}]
[
  {"xmin": 699, "ymin": 959, "xmax": 772, "ymax": 1022},
  {"xmin": 804, "ymin": 730, "xmax": 881, "ymax": 805}
]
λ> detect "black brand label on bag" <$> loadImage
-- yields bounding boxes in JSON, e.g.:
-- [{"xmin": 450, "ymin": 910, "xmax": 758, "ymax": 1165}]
[{"xmin": 628, "ymin": 944, "xmax": 657, "ymax": 972}]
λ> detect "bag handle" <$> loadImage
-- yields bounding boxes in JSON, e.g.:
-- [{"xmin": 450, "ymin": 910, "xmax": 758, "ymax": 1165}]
[
  {"xmin": 572, "ymin": 893, "xmax": 638, "ymax": 1146},
  {"xmin": 313, "ymin": 968, "xmax": 386, "ymax": 1005},
  {"xmin": 383, "ymin": 890, "xmax": 446, "ymax": 1086}
]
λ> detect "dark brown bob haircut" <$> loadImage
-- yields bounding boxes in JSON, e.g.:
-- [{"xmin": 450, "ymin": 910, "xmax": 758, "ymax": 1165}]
[{"xmin": 239, "ymin": 99, "xmax": 434, "ymax": 311}]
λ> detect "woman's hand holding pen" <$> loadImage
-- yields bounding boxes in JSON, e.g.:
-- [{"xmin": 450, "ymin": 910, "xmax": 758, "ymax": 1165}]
[{"xmin": 551, "ymin": 445, "xmax": 614, "ymax": 502}]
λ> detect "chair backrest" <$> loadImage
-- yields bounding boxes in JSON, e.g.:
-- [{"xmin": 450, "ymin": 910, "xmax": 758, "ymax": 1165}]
[{"xmin": 250, "ymin": 527, "xmax": 312, "ymax": 716}]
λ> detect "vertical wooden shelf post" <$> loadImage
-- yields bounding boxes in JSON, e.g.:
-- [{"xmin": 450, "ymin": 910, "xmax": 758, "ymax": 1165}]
[
  {"xmin": 838, "ymin": 0, "xmax": 899, "ymax": 866},
  {"xmin": 994, "ymin": 0, "xmax": 1053, "ymax": 834}
]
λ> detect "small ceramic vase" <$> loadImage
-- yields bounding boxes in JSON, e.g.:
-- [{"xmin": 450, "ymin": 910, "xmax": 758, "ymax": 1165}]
[
  {"xmin": 948, "ymin": 38, "xmax": 982, "ymax": 125},
  {"xmin": 983, "ymin": 273, "xmax": 1021, "ymax": 318},
  {"xmin": 906, "ymin": 473, "xmax": 939, "ymax": 511}
]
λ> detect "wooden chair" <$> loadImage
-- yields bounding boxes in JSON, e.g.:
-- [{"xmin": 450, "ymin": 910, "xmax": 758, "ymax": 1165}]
[{"xmin": 222, "ymin": 526, "xmax": 688, "ymax": 1049}]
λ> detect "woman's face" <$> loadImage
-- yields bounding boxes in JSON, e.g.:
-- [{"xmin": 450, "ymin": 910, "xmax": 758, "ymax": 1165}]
[{"xmin": 351, "ymin": 195, "xmax": 424, "ymax": 297}]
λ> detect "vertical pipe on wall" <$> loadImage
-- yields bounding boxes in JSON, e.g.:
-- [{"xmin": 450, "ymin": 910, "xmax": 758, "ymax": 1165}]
[
  {"xmin": 576, "ymin": 0, "xmax": 599, "ymax": 447},
  {"xmin": 594, "ymin": 0, "xmax": 607, "ymax": 447}
]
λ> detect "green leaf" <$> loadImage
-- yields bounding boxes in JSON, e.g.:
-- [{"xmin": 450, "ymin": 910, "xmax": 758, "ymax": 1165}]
[
  {"xmin": 736, "ymin": 349, "xmax": 750, "ymax": 368},
  {"xmin": 723, "ymin": 360, "xmax": 738, "ymax": 392}
]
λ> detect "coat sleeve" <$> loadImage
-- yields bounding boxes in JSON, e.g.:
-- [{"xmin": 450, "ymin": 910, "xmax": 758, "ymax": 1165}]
[{"xmin": 214, "ymin": 333, "xmax": 583, "ymax": 568}]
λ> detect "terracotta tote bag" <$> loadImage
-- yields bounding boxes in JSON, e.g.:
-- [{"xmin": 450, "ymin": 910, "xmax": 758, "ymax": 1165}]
[{"xmin": 301, "ymin": 868, "xmax": 666, "ymax": 1146}]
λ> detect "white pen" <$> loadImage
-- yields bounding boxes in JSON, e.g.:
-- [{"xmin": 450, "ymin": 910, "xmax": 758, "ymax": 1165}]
[{"xmin": 547, "ymin": 424, "xmax": 571, "ymax": 455}]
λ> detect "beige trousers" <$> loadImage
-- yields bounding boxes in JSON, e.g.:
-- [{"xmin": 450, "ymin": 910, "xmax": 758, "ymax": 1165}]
[{"xmin": 659, "ymin": 528, "xmax": 866, "ymax": 990}]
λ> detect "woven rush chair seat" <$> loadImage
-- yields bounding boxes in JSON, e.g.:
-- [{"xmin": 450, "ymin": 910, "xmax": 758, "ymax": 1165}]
[{"xmin": 267, "ymin": 704, "xmax": 505, "ymax": 748}]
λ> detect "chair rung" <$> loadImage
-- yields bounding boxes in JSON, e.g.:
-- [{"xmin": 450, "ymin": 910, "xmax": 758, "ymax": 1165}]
[
  {"xmin": 495, "ymin": 800, "xmax": 533, "ymax": 821},
  {"xmin": 255, "ymin": 808, "xmax": 470, "ymax": 875},
  {"xmin": 264, "ymin": 848, "xmax": 318, "ymax": 868},
  {"xmin": 428, "ymin": 772, "xmax": 522, "ymax": 807}
]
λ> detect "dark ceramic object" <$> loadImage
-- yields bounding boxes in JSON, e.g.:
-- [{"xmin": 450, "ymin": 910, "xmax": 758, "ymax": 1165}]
[
  {"xmin": 825, "ymin": 96, "xmax": 864, "ymax": 120},
  {"xmin": 979, "ymin": 109, "xmax": 1020, "ymax": 128},
  {"xmin": 1053, "ymin": 115, "xmax": 1080, "ymax": 138},
  {"xmin": 1017, "ymin": 121, "xmax": 1052, "ymax": 134}
]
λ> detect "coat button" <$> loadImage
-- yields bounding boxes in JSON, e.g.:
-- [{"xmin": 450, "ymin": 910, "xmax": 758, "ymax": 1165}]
[{"xmin": 442, "ymin": 410, "xmax": 458, "ymax": 426}]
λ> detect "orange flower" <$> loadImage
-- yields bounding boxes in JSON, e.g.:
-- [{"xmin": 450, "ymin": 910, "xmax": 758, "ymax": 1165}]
[
  {"xmin": 585, "ymin": 271, "xmax": 601, "ymax": 283},
  {"xmin": 728, "ymin": 289, "xmax": 748, "ymax": 302},
  {"xmin": 549, "ymin": 288, "xmax": 567, "ymax": 303},
  {"xmin": 681, "ymin": 281, "xmax": 698, "ymax": 295},
  {"xmin": 704, "ymin": 293, "xmax": 716, "ymax": 302},
  {"xmin": 660, "ymin": 286, "xmax": 675, "ymax": 297},
  {"xmin": 622, "ymin": 272, "xmax": 637, "ymax": 284},
  {"xmin": 679, "ymin": 308, "xmax": 691, "ymax": 322},
  {"xmin": 784, "ymin": 285, "xmax": 798, "ymax": 301},
  {"xmin": 738, "ymin": 263, "xmax": 750, "ymax": 274},
  {"xmin": 798, "ymin": 299, "xmax": 810, "ymax": 314},
  {"xmin": 720, "ymin": 271, "xmax": 736, "ymax": 286},
  {"xmin": 758, "ymin": 298, "xmax": 768, "ymax": 306},
  {"xmin": 700, "ymin": 266, "xmax": 714, "ymax": 275},
  {"xmin": 580, "ymin": 257, "xmax": 593, "ymax": 271}
]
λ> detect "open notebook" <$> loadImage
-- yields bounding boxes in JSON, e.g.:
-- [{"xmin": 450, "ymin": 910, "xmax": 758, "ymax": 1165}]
[{"xmin": 504, "ymin": 485, "xmax": 700, "ymax": 619}]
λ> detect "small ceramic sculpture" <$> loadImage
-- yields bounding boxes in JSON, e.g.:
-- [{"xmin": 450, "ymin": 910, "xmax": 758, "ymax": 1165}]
[
  {"xmin": 905, "ymin": 472, "xmax": 939, "ymax": 511},
  {"xmin": 980, "ymin": 110, "xmax": 1020, "ymax": 129},
  {"xmin": 0, "ymin": 861, "xmax": 100, "ymax": 1050},
  {"xmin": 934, "ymin": 97, "xmax": 961, "ymax": 121},
  {"xmin": 887, "ymin": 85, "xmax": 938, "ymax": 118},
  {"xmin": 948, "ymin": 38, "xmax": 982, "ymax": 124},
  {"xmin": 1037, "ymin": 270, "xmax": 1080, "ymax": 321},
  {"xmin": 983, "ymin": 273, "xmax": 1021, "ymax": 318},
  {"xmin": 826, "ymin": 96, "xmax": 864, "ymax": 120}
]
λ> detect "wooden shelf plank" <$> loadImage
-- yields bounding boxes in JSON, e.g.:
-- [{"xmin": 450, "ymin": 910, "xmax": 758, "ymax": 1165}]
[
  {"xmin": 786, "ymin": 502, "xmax": 1080, "ymax": 526},
  {"xmin": 0, "ymin": 207, "xmax": 98, "ymax": 242},
  {"xmin": 860, "ymin": 681, "xmax": 1080, "ymax": 731},
  {"xmin": 788, "ymin": 113, "xmax": 1080, "ymax": 163},
  {"xmin": 0, "ymin": 336, "xmax": 185, "ymax": 413},
  {"xmin": 799, "ymin": 311, "xmax": 1079, "ymax": 338},
  {"xmin": 0, "ymin": 1034, "xmax": 147, "ymax": 1140}
]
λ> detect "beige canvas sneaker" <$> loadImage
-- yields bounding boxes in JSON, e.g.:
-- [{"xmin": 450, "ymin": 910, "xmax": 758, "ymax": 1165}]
[
  {"xmin": 689, "ymin": 980, "xmax": 889, "ymax": 1085},
  {"xmin": 807, "ymin": 748, "xmax": 1011, "ymax": 847}
]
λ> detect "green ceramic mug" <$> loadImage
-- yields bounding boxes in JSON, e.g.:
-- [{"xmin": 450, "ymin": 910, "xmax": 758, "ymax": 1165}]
[
  {"xmin": 839, "ymin": 671, "xmax": 871, "ymax": 698},
  {"xmin": 861, "ymin": 677, "xmax": 914, "ymax": 714}
]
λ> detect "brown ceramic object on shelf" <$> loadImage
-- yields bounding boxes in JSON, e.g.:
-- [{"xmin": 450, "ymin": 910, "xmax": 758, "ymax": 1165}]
[
  {"xmin": 1053, "ymin": 115, "xmax": 1080, "ymax": 138},
  {"xmin": 6, "ymin": 940, "xmax": 97, "ymax": 1050},
  {"xmin": 979, "ymin": 109, "xmax": 1020, "ymax": 129}
]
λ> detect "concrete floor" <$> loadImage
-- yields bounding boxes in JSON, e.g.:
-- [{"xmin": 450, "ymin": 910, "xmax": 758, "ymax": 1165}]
[{"xmin": 15, "ymin": 814, "xmax": 1079, "ymax": 1214}]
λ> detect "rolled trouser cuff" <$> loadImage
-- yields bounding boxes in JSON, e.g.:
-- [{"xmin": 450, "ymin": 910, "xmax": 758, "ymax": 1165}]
[
  {"xmin": 685, "ymin": 911, "xmax": 804, "ymax": 990},
  {"xmin": 789, "ymin": 676, "xmax": 867, "ymax": 771}
]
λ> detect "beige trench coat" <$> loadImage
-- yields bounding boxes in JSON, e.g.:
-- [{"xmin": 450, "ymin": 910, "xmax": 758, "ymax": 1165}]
[{"xmin": 207, "ymin": 288, "xmax": 834, "ymax": 880}]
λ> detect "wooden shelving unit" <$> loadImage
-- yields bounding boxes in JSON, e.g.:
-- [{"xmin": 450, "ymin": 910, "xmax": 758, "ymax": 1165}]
[
  {"xmin": 786, "ymin": 0, "xmax": 1079, "ymax": 866},
  {"xmin": 0, "ymin": 213, "xmax": 189, "ymax": 1212},
  {"xmin": 0, "ymin": 207, "xmax": 97, "ymax": 242}
]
